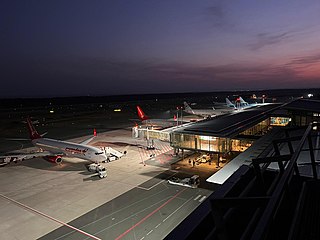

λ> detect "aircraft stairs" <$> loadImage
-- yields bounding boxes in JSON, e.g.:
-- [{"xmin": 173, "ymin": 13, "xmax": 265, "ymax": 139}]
[{"xmin": 104, "ymin": 147, "xmax": 124, "ymax": 159}]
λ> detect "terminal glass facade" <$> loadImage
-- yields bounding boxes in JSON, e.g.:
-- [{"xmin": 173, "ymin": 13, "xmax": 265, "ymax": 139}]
[
  {"xmin": 290, "ymin": 111, "xmax": 320, "ymax": 126},
  {"xmin": 170, "ymin": 119, "xmax": 279, "ymax": 154},
  {"xmin": 134, "ymin": 128, "xmax": 170, "ymax": 142},
  {"xmin": 239, "ymin": 119, "xmax": 270, "ymax": 136},
  {"xmin": 270, "ymin": 117, "xmax": 291, "ymax": 126},
  {"xmin": 170, "ymin": 133, "xmax": 253, "ymax": 154}
]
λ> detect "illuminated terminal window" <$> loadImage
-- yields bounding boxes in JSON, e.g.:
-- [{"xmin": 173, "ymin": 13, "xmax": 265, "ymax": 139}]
[
  {"xmin": 270, "ymin": 117, "xmax": 291, "ymax": 126},
  {"xmin": 240, "ymin": 119, "xmax": 270, "ymax": 136},
  {"xmin": 171, "ymin": 133, "xmax": 226, "ymax": 153},
  {"xmin": 170, "ymin": 116, "xmax": 295, "ymax": 154},
  {"xmin": 171, "ymin": 133, "xmax": 252, "ymax": 154},
  {"xmin": 230, "ymin": 139, "xmax": 253, "ymax": 152}
]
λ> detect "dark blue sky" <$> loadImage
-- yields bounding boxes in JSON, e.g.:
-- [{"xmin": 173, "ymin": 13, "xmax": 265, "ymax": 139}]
[{"xmin": 1, "ymin": 0, "xmax": 320, "ymax": 97}]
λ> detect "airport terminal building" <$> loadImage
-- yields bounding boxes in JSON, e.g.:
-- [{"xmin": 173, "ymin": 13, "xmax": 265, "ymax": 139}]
[
  {"xmin": 133, "ymin": 98, "xmax": 320, "ymax": 183},
  {"xmin": 133, "ymin": 99, "xmax": 320, "ymax": 155},
  {"xmin": 171, "ymin": 99, "xmax": 320, "ymax": 155},
  {"xmin": 133, "ymin": 101, "xmax": 303, "ymax": 159},
  {"xmin": 166, "ymin": 99, "xmax": 320, "ymax": 240},
  {"xmin": 170, "ymin": 104, "xmax": 284, "ymax": 155}
]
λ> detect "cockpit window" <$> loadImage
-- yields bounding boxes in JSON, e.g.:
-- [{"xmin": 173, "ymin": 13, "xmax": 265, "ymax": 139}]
[{"xmin": 95, "ymin": 152, "xmax": 104, "ymax": 155}]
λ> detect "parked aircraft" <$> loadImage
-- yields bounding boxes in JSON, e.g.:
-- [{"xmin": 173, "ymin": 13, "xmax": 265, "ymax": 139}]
[
  {"xmin": 230, "ymin": 96, "xmax": 269, "ymax": 109},
  {"xmin": 136, "ymin": 105, "xmax": 180, "ymax": 128},
  {"xmin": 183, "ymin": 102, "xmax": 234, "ymax": 118},
  {"xmin": 0, "ymin": 118, "xmax": 128, "ymax": 178},
  {"xmin": 0, "ymin": 118, "xmax": 108, "ymax": 165}
]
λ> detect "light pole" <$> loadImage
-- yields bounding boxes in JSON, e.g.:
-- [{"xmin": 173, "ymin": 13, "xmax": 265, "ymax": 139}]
[
  {"xmin": 176, "ymin": 108, "xmax": 179, "ymax": 126},
  {"xmin": 176, "ymin": 106, "xmax": 183, "ymax": 125}
]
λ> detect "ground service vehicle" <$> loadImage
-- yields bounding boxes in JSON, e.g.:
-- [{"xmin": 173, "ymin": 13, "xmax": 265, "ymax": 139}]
[
  {"xmin": 168, "ymin": 175, "xmax": 200, "ymax": 188},
  {"xmin": 86, "ymin": 163, "xmax": 107, "ymax": 178}
]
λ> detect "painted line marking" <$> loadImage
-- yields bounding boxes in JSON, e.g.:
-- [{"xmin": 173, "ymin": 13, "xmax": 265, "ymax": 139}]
[
  {"xmin": 199, "ymin": 196, "xmax": 207, "ymax": 202},
  {"xmin": 155, "ymin": 223, "xmax": 161, "ymax": 228},
  {"xmin": 136, "ymin": 180, "xmax": 165, "ymax": 190},
  {"xmin": 140, "ymin": 237, "xmax": 145, "ymax": 240},
  {"xmin": 162, "ymin": 196, "xmax": 193, "ymax": 223},
  {"xmin": 136, "ymin": 172, "xmax": 177, "ymax": 191},
  {"xmin": 115, "ymin": 188, "xmax": 187, "ymax": 240},
  {"xmin": 69, "ymin": 188, "xmax": 172, "ymax": 238},
  {"xmin": 194, "ymin": 195, "xmax": 201, "ymax": 201},
  {"xmin": 146, "ymin": 230, "xmax": 153, "ymax": 235},
  {"xmin": 83, "ymin": 198, "xmax": 171, "ymax": 239},
  {"xmin": 0, "ymin": 194, "xmax": 101, "ymax": 240}
]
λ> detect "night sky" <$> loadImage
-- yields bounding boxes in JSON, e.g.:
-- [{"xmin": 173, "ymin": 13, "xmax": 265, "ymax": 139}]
[{"xmin": 1, "ymin": 1, "xmax": 320, "ymax": 98}]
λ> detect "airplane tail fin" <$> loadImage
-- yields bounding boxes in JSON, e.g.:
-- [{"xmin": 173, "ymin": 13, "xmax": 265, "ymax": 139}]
[
  {"xmin": 26, "ymin": 117, "xmax": 41, "ymax": 140},
  {"xmin": 239, "ymin": 97, "xmax": 247, "ymax": 104},
  {"xmin": 136, "ymin": 106, "xmax": 149, "ymax": 121},
  {"xmin": 79, "ymin": 129, "xmax": 96, "ymax": 145},
  {"xmin": 183, "ymin": 102, "xmax": 194, "ymax": 114},
  {"xmin": 226, "ymin": 98, "xmax": 236, "ymax": 108}
]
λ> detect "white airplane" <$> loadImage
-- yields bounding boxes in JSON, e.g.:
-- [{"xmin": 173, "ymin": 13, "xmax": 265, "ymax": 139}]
[
  {"xmin": 0, "ymin": 118, "xmax": 108, "ymax": 165},
  {"xmin": 209, "ymin": 98, "xmax": 236, "ymax": 109},
  {"xmin": 232, "ymin": 96, "xmax": 269, "ymax": 109},
  {"xmin": 183, "ymin": 102, "xmax": 234, "ymax": 118}
]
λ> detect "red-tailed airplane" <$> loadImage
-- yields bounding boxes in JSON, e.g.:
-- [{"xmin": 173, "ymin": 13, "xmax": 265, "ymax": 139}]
[
  {"xmin": 136, "ymin": 105, "xmax": 180, "ymax": 128},
  {"xmin": 229, "ymin": 96, "xmax": 269, "ymax": 110},
  {"xmin": 0, "ymin": 118, "xmax": 108, "ymax": 167}
]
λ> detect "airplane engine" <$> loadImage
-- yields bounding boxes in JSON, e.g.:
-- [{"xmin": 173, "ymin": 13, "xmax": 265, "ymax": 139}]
[{"xmin": 44, "ymin": 156, "xmax": 62, "ymax": 164}]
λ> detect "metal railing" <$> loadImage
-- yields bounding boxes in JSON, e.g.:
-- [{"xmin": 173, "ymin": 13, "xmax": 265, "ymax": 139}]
[{"xmin": 250, "ymin": 122, "xmax": 320, "ymax": 240}]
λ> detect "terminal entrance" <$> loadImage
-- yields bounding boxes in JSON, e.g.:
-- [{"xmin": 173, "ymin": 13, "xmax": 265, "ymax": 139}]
[{"xmin": 171, "ymin": 150, "xmax": 240, "ymax": 180}]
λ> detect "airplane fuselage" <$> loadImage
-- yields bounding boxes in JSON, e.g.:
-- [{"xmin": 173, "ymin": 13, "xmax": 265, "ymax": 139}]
[
  {"xmin": 142, "ymin": 119, "xmax": 177, "ymax": 128},
  {"xmin": 32, "ymin": 138, "xmax": 107, "ymax": 163}
]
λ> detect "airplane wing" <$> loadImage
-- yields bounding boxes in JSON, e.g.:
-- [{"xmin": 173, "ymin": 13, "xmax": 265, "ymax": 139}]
[
  {"xmin": 79, "ymin": 129, "xmax": 97, "ymax": 145},
  {"xmin": 6, "ymin": 137, "xmax": 30, "ymax": 141},
  {"xmin": 0, "ymin": 151, "xmax": 52, "ymax": 166},
  {"xmin": 80, "ymin": 136, "xmax": 95, "ymax": 145},
  {"xmin": 6, "ymin": 131, "xmax": 47, "ymax": 141}
]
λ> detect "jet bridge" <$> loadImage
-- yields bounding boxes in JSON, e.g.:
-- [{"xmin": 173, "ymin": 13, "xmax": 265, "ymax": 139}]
[{"xmin": 132, "ymin": 122, "xmax": 197, "ymax": 142}]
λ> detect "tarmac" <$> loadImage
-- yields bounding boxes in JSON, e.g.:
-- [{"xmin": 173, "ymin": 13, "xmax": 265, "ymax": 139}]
[{"xmin": 0, "ymin": 128, "xmax": 215, "ymax": 240}]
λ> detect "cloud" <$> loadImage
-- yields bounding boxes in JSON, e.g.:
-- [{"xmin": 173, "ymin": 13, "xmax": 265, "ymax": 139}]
[
  {"xmin": 283, "ymin": 53, "xmax": 320, "ymax": 79},
  {"xmin": 207, "ymin": 6, "xmax": 224, "ymax": 19},
  {"xmin": 1, "ymin": 56, "xmax": 318, "ymax": 98},
  {"xmin": 204, "ymin": 3, "xmax": 235, "ymax": 29},
  {"xmin": 249, "ymin": 31, "xmax": 292, "ymax": 50},
  {"xmin": 88, "ymin": 60, "xmax": 302, "ymax": 90},
  {"xmin": 287, "ymin": 53, "xmax": 320, "ymax": 66}
]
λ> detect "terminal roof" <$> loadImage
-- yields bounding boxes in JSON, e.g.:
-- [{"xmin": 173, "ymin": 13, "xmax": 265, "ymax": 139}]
[
  {"xmin": 283, "ymin": 98, "xmax": 320, "ymax": 113},
  {"xmin": 173, "ymin": 104, "xmax": 282, "ymax": 138}
]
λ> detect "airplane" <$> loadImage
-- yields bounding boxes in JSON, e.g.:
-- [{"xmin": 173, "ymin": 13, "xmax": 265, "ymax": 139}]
[
  {"xmin": 136, "ymin": 105, "xmax": 182, "ymax": 128},
  {"xmin": 231, "ymin": 96, "xmax": 269, "ymax": 110},
  {"xmin": 209, "ymin": 98, "xmax": 236, "ymax": 109},
  {"xmin": 0, "ymin": 118, "xmax": 110, "ymax": 177},
  {"xmin": 183, "ymin": 102, "xmax": 235, "ymax": 118}
]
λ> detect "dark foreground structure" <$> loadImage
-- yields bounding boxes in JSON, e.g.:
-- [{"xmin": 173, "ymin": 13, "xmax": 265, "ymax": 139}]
[{"xmin": 167, "ymin": 122, "xmax": 320, "ymax": 240}]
